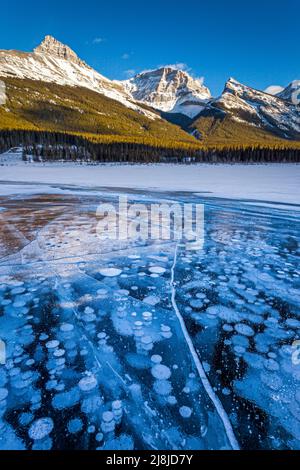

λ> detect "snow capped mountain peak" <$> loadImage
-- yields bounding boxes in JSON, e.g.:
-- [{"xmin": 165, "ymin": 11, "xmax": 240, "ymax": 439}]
[
  {"xmin": 0, "ymin": 36, "xmax": 158, "ymax": 120},
  {"xmin": 121, "ymin": 67, "xmax": 211, "ymax": 118},
  {"xmin": 34, "ymin": 35, "xmax": 86, "ymax": 67},
  {"xmin": 135, "ymin": 65, "xmax": 202, "ymax": 83},
  {"xmin": 0, "ymin": 35, "xmax": 299, "ymax": 141},
  {"xmin": 226, "ymin": 77, "xmax": 242, "ymax": 86},
  {"xmin": 221, "ymin": 77, "xmax": 283, "ymax": 104},
  {"xmin": 223, "ymin": 77, "xmax": 254, "ymax": 95},
  {"xmin": 203, "ymin": 77, "xmax": 300, "ymax": 139},
  {"xmin": 277, "ymin": 80, "xmax": 300, "ymax": 103}
]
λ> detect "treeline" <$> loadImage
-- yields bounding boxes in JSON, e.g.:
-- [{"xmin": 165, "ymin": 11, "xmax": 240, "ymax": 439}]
[{"xmin": 0, "ymin": 129, "xmax": 300, "ymax": 163}]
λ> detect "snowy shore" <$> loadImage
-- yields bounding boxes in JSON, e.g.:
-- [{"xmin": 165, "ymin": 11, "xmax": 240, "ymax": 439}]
[{"xmin": 0, "ymin": 162, "xmax": 300, "ymax": 207}]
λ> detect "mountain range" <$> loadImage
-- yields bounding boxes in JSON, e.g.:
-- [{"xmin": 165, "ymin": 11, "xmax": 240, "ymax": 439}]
[{"xmin": 0, "ymin": 35, "xmax": 299, "ymax": 148}]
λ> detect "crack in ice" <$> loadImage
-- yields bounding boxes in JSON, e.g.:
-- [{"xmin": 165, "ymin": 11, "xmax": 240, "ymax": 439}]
[{"xmin": 170, "ymin": 242, "xmax": 240, "ymax": 450}]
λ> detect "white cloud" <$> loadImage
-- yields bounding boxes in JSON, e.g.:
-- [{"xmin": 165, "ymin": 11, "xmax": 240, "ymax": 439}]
[
  {"xmin": 194, "ymin": 76, "xmax": 205, "ymax": 85},
  {"xmin": 124, "ymin": 69, "xmax": 136, "ymax": 79},
  {"xmin": 264, "ymin": 85, "xmax": 284, "ymax": 95},
  {"xmin": 122, "ymin": 53, "xmax": 130, "ymax": 60},
  {"xmin": 140, "ymin": 63, "xmax": 190, "ymax": 75},
  {"xmin": 129, "ymin": 63, "xmax": 206, "ymax": 86},
  {"xmin": 157, "ymin": 63, "xmax": 205, "ymax": 83},
  {"xmin": 92, "ymin": 37, "xmax": 104, "ymax": 44},
  {"xmin": 162, "ymin": 62, "xmax": 190, "ymax": 71}
]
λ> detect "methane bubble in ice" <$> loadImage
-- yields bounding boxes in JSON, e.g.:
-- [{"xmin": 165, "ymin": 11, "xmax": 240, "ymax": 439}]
[
  {"xmin": 153, "ymin": 380, "xmax": 172, "ymax": 396},
  {"xmin": 149, "ymin": 266, "xmax": 166, "ymax": 275},
  {"xmin": 151, "ymin": 364, "xmax": 171, "ymax": 380},
  {"xmin": 99, "ymin": 268, "xmax": 122, "ymax": 277},
  {"xmin": 234, "ymin": 324, "xmax": 255, "ymax": 337},
  {"xmin": 112, "ymin": 400, "xmax": 123, "ymax": 423},
  {"xmin": 46, "ymin": 340, "xmax": 59, "ymax": 350},
  {"xmin": 68, "ymin": 418, "xmax": 83, "ymax": 434},
  {"xmin": 179, "ymin": 406, "xmax": 193, "ymax": 418},
  {"xmin": 78, "ymin": 375, "xmax": 98, "ymax": 392},
  {"xmin": 19, "ymin": 412, "xmax": 34, "ymax": 426},
  {"xmin": 29, "ymin": 418, "xmax": 54, "ymax": 440},
  {"xmin": 0, "ymin": 388, "xmax": 8, "ymax": 401},
  {"xmin": 101, "ymin": 411, "xmax": 115, "ymax": 433},
  {"xmin": 151, "ymin": 355, "xmax": 162, "ymax": 364},
  {"xmin": 140, "ymin": 335, "xmax": 153, "ymax": 352},
  {"xmin": 168, "ymin": 396, "xmax": 177, "ymax": 405}
]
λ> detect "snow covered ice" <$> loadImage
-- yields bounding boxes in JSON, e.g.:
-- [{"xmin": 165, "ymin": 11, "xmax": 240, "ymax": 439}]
[{"xmin": 0, "ymin": 184, "xmax": 299, "ymax": 450}]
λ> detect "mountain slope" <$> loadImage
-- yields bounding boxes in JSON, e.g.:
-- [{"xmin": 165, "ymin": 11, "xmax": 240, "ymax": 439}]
[
  {"xmin": 0, "ymin": 77, "xmax": 199, "ymax": 146},
  {"xmin": 190, "ymin": 78, "xmax": 300, "ymax": 145},
  {"xmin": 0, "ymin": 35, "xmax": 156, "ymax": 120},
  {"xmin": 121, "ymin": 67, "xmax": 211, "ymax": 118}
]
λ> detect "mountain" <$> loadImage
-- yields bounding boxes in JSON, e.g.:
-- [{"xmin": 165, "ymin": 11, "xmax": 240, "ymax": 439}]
[
  {"xmin": 121, "ymin": 67, "xmax": 211, "ymax": 118},
  {"xmin": 190, "ymin": 78, "xmax": 300, "ymax": 144},
  {"xmin": 0, "ymin": 35, "xmax": 299, "ymax": 150},
  {"xmin": 0, "ymin": 36, "xmax": 199, "ymax": 147},
  {"xmin": 0, "ymin": 35, "xmax": 156, "ymax": 119},
  {"xmin": 277, "ymin": 80, "xmax": 300, "ymax": 104}
]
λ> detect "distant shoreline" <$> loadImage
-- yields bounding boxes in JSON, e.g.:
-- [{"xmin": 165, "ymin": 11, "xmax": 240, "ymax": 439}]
[{"xmin": 0, "ymin": 162, "xmax": 299, "ymax": 207}]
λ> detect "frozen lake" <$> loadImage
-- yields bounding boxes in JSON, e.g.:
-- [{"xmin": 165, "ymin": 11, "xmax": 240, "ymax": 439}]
[{"xmin": 0, "ymin": 186, "xmax": 299, "ymax": 450}]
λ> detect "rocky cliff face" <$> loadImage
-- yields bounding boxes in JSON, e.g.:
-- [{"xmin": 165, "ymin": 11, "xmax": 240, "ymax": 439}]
[
  {"xmin": 197, "ymin": 78, "xmax": 300, "ymax": 139},
  {"xmin": 34, "ymin": 35, "xmax": 86, "ymax": 67},
  {"xmin": 122, "ymin": 67, "xmax": 211, "ymax": 118}
]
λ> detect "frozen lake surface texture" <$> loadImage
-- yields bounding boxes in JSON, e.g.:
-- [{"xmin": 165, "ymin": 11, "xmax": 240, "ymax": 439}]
[{"xmin": 0, "ymin": 165, "xmax": 299, "ymax": 450}]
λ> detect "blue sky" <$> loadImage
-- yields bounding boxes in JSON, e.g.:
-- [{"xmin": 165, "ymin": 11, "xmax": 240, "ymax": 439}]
[{"xmin": 1, "ymin": 0, "xmax": 299, "ymax": 95}]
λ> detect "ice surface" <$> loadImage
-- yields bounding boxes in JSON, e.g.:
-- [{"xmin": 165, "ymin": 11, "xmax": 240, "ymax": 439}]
[{"xmin": 0, "ymin": 187, "xmax": 299, "ymax": 450}]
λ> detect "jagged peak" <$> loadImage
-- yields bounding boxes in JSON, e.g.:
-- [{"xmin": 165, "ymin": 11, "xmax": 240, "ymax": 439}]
[
  {"xmin": 287, "ymin": 80, "xmax": 300, "ymax": 90},
  {"xmin": 135, "ymin": 65, "xmax": 199, "ymax": 80},
  {"xmin": 122, "ymin": 65, "xmax": 211, "ymax": 117},
  {"xmin": 277, "ymin": 80, "xmax": 300, "ymax": 103},
  {"xmin": 220, "ymin": 78, "xmax": 245, "ymax": 97},
  {"xmin": 130, "ymin": 66, "xmax": 209, "ymax": 91},
  {"xmin": 134, "ymin": 66, "xmax": 185, "ymax": 79},
  {"xmin": 224, "ymin": 77, "xmax": 244, "ymax": 90},
  {"xmin": 223, "ymin": 77, "xmax": 288, "ymax": 101},
  {"xmin": 227, "ymin": 77, "xmax": 240, "ymax": 84},
  {"xmin": 34, "ymin": 35, "xmax": 86, "ymax": 66},
  {"xmin": 157, "ymin": 66, "xmax": 191, "ymax": 76},
  {"xmin": 223, "ymin": 77, "xmax": 266, "ymax": 97}
]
